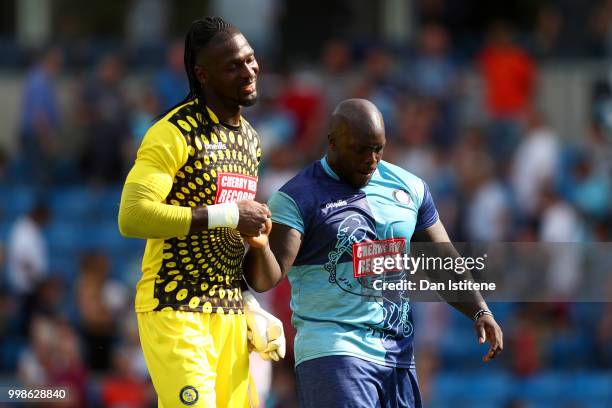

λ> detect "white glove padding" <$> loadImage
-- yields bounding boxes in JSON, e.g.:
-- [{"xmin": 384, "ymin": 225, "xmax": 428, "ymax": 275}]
[{"xmin": 243, "ymin": 291, "xmax": 286, "ymax": 362}]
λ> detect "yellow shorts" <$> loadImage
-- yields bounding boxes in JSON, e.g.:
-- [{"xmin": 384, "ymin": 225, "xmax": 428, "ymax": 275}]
[{"xmin": 137, "ymin": 311, "xmax": 255, "ymax": 408}]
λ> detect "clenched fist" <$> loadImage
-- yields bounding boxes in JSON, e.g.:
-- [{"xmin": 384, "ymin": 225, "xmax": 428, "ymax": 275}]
[{"xmin": 236, "ymin": 200, "xmax": 271, "ymax": 237}]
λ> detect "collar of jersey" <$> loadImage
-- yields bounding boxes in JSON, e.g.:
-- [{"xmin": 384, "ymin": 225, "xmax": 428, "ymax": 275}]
[
  {"xmin": 320, "ymin": 156, "xmax": 341, "ymax": 181},
  {"xmin": 205, "ymin": 105, "xmax": 242, "ymax": 130}
]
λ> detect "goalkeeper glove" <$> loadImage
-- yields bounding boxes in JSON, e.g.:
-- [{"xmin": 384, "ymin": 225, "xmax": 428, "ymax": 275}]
[{"xmin": 243, "ymin": 290, "xmax": 286, "ymax": 362}]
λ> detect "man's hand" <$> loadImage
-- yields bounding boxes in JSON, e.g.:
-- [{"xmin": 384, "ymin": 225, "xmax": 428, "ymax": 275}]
[
  {"xmin": 243, "ymin": 218, "xmax": 272, "ymax": 249},
  {"xmin": 475, "ymin": 314, "xmax": 503, "ymax": 362},
  {"xmin": 243, "ymin": 291, "xmax": 286, "ymax": 361},
  {"xmin": 237, "ymin": 200, "xmax": 271, "ymax": 237}
]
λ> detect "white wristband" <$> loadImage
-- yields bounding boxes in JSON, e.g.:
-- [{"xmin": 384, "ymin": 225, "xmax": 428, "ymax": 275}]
[{"xmin": 207, "ymin": 203, "xmax": 239, "ymax": 229}]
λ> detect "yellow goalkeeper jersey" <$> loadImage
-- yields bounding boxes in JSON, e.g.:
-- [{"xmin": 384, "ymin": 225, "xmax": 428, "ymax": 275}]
[{"xmin": 121, "ymin": 98, "xmax": 261, "ymax": 314}]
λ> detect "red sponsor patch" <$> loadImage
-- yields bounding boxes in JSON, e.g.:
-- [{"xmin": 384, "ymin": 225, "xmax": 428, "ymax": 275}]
[
  {"xmin": 214, "ymin": 173, "xmax": 258, "ymax": 203},
  {"xmin": 352, "ymin": 238, "xmax": 407, "ymax": 278}
]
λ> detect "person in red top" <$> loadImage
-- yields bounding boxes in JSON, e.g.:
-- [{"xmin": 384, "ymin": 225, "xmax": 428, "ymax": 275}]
[
  {"xmin": 478, "ymin": 21, "xmax": 536, "ymax": 118},
  {"xmin": 477, "ymin": 21, "xmax": 537, "ymax": 164}
]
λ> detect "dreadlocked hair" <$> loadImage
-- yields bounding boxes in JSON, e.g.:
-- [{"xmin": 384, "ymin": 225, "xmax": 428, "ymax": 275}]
[
  {"xmin": 184, "ymin": 17, "xmax": 237, "ymax": 99},
  {"xmin": 156, "ymin": 17, "xmax": 238, "ymax": 120}
]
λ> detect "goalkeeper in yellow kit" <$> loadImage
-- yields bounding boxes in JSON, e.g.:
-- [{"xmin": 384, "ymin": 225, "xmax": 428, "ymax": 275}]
[{"xmin": 118, "ymin": 17, "xmax": 284, "ymax": 407}]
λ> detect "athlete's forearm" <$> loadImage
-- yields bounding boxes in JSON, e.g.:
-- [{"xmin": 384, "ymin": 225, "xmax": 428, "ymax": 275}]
[
  {"xmin": 243, "ymin": 245, "xmax": 283, "ymax": 292},
  {"xmin": 118, "ymin": 182, "xmax": 191, "ymax": 239},
  {"xmin": 189, "ymin": 206, "xmax": 209, "ymax": 234},
  {"xmin": 424, "ymin": 242, "xmax": 489, "ymax": 319},
  {"xmin": 414, "ymin": 220, "xmax": 490, "ymax": 319}
]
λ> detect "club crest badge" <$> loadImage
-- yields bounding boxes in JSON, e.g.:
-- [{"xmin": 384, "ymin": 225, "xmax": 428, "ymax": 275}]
[
  {"xmin": 393, "ymin": 189, "xmax": 411, "ymax": 205},
  {"xmin": 180, "ymin": 386, "xmax": 199, "ymax": 405}
]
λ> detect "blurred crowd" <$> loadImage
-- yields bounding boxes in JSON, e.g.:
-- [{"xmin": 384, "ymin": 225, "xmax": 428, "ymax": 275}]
[{"xmin": 0, "ymin": 1, "xmax": 611, "ymax": 407}]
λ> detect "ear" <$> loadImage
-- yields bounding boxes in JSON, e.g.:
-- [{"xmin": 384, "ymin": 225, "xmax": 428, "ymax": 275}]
[
  {"xmin": 328, "ymin": 133, "xmax": 336, "ymax": 149},
  {"xmin": 194, "ymin": 64, "xmax": 207, "ymax": 86}
]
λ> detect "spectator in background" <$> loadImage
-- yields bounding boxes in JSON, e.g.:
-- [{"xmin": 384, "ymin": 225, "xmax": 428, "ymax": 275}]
[
  {"xmin": 17, "ymin": 48, "xmax": 63, "ymax": 184},
  {"xmin": 100, "ymin": 346, "xmax": 152, "ymax": 408},
  {"xmin": 410, "ymin": 23, "xmax": 457, "ymax": 101},
  {"xmin": 530, "ymin": 3, "xmax": 563, "ymax": 59},
  {"xmin": 18, "ymin": 316, "xmax": 88, "ymax": 407},
  {"xmin": 248, "ymin": 74, "xmax": 297, "ymax": 157},
  {"xmin": 453, "ymin": 128, "xmax": 505, "ymax": 240},
  {"xmin": 257, "ymin": 147, "xmax": 301, "ymax": 202},
  {"xmin": 393, "ymin": 100, "xmax": 440, "ymax": 182},
  {"xmin": 6, "ymin": 202, "xmax": 50, "ymax": 298},
  {"xmin": 129, "ymin": 88, "xmax": 161, "ymax": 159},
  {"xmin": 511, "ymin": 111, "xmax": 560, "ymax": 220},
  {"xmin": 478, "ymin": 21, "xmax": 536, "ymax": 163},
  {"xmin": 18, "ymin": 316, "xmax": 54, "ymax": 387},
  {"xmin": 352, "ymin": 46, "xmax": 399, "ymax": 136},
  {"xmin": 115, "ymin": 315, "xmax": 150, "ymax": 381},
  {"xmin": 52, "ymin": 319, "xmax": 89, "ymax": 407},
  {"xmin": 589, "ymin": 0, "xmax": 612, "ymax": 57},
  {"xmin": 126, "ymin": 0, "xmax": 169, "ymax": 49},
  {"xmin": 465, "ymin": 153, "xmax": 511, "ymax": 242},
  {"xmin": 76, "ymin": 252, "xmax": 128, "ymax": 372},
  {"xmin": 77, "ymin": 54, "xmax": 131, "ymax": 184},
  {"xmin": 278, "ymin": 71, "xmax": 325, "ymax": 156},
  {"xmin": 212, "ymin": 0, "xmax": 281, "ymax": 61},
  {"xmin": 591, "ymin": 80, "xmax": 612, "ymax": 156},
  {"xmin": 0, "ymin": 148, "xmax": 8, "ymax": 184},
  {"xmin": 318, "ymin": 39, "xmax": 358, "ymax": 110},
  {"xmin": 153, "ymin": 40, "xmax": 188, "ymax": 110},
  {"xmin": 19, "ymin": 276, "xmax": 66, "ymax": 338},
  {"xmin": 510, "ymin": 305, "xmax": 541, "ymax": 377},
  {"xmin": 539, "ymin": 188, "xmax": 584, "ymax": 299},
  {"xmin": 564, "ymin": 146, "xmax": 610, "ymax": 223},
  {"xmin": 407, "ymin": 22, "xmax": 460, "ymax": 148}
]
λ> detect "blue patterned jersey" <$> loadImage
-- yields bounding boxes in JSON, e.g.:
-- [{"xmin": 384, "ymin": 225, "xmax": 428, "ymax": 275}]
[{"xmin": 268, "ymin": 157, "xmax": 438, "ymax": 368}]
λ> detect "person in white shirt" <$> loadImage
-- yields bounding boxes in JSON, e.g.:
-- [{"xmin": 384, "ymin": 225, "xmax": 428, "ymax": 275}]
[
  {"xmin": 511, "ymin": 112, "xmax": 560, "ymax": 218},
  {"xmin": 6, "ymin": 202, "xmax": 50, "ymax": 296}
]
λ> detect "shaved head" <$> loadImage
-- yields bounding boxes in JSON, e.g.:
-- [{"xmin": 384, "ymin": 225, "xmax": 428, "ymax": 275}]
[
  {"xmin": 329, "ymin": 98, "xmax": 385, "ymax": 142},
  {"xmin": 327, "ymin": 99, "xmax": 386, "ymax": 188}
]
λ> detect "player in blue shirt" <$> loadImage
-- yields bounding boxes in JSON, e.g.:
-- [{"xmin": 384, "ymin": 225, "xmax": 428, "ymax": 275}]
[{"xmin": 244, "ymin": 99, "xmax": 503, "ymax": 407}]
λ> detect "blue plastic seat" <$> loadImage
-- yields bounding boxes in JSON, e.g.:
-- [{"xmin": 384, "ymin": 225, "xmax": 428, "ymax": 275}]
[
  {"xmin": 564, "ymin": 371, "xmax": 612, "ymax": 401},
  {"xmin": 49, "ymin": 187, "xmax": 96, "ymax": 220},
  {"xmin": 431, "ymin": 371, "xmax": 515, "ymax": 402},
  {"xmin": 2, "ymin": 186, "xmax": 36, "ymax": 218},
  {"xmin": 520, "ymin": 372, "xmax": 571, "ymax": 401}
]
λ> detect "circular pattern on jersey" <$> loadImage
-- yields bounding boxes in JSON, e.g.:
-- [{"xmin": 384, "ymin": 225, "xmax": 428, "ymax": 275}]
[{"xmin": 152, "ymin": 100, "xmax": 260, "ymax": 313}]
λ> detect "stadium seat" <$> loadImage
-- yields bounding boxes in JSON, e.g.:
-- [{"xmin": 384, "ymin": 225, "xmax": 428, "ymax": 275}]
[
  {"xmin": 430, "ymin": 371, "xmax": 515, "ymax": 407},
  {"xmin": 45, "ymin": 221, "xmax": 84, "ymax": 251},
  {"xmin": 520, "ymin": 372, "xmax": 571, "ymax": 401},
  {"xmin": 564, "ymin": 371, "xmax": 612, "ymax": 402},
  {"xmin": 487, "ymin": 302, "xmax": 517, "ymax": 324},
  {"xmin": 0, "ymin": 336, "xmax": 26, "ymax": 372},
  {"xmin": 93, "ymin": 186, "xmax": 122, "ymax": 218},
  {"xmin": 438, "ymin": 324, "xmax": 485, "ymax": 368},
  {"xmin": 1, "ymin": 186, "xmax": 36, "ymax": 218},
  {"xmin": 0, "ymin": 220, "xmax": 12, "ymax": 241},
  {"xmin": 546, "ymin": 331, "xmax": 591, "ymax": 369},
  {"xmin": 48, "ymin": 252, "xmax": 80, "ymax": 281},
  {"xmin": 49, "ymin": 187, "xmax": 96, "ymax": 220},
  {"xmin": 90, "ymin": 221, "xmax": 126, "ymax": 252}
]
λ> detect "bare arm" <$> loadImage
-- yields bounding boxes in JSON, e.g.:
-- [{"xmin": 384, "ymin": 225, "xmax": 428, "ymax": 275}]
[
  {"xmin": 413, "ymin": 219, "xmax": 503, "ymax": 361},
  {"xmin": 412, "ymin": 219, "xmax": 489, "ymax": 319},
  {"xmin": 243, "ymin": 223, "xmax": 302, "ymax": 292}
]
